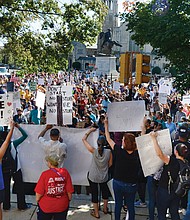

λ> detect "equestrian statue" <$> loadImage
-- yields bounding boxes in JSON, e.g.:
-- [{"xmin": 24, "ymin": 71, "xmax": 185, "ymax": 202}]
[{"xmin": 97, "ymin": 28, "xmax": 122, "ymax": 55}]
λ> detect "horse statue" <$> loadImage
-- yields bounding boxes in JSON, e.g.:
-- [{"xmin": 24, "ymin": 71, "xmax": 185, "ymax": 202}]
[{"xmin": 97, "ymin": 28, "xmax": 122, "ymax": 55}]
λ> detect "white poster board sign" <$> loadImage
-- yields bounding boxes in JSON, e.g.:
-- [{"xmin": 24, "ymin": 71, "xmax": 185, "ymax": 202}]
[
  {"xmin": 46, "ymin": 86, "xmax": 73, "ymax": 125},
  {"xmin": 182, "ymin": 96, "xmax": 190, "ymax": 105},
  {"xmin": 38, "ymin": 78, "xmax": 45, "ymax": 85},
  {"xmin": 159, "ymin": 84, "xmax": 171, "ymax": 95},
  {"xmin": 14, "ymin": 125, "xmax": 98, "ymax": 185},
  {"xmin": 13, "ymin": 91, "xmax": 21, "ymax": 109},
  {"xmin": 0, "ymin": 93, "xmax": 13, "ymax": 126},
  {"xmin": 113, "ymin": 81, "xmax": 120, "ymax": 91},
  {"xmin": 93, "ymin": 77, "xmax": 98, "ymax": 82},
  {"xmin": 136, "ymin": 129, "xmax": 172, "ymax": 177},
  {"xmin": 107, "ymin": 101, "xmax": 145, "ymax": 132},
  {"xmin": 158, "ymin": 93, "xmax": 167, "ymax": 104},
  {"xmin": 36, "ymin": 91, "xmax": 45, "ymax": 109}
]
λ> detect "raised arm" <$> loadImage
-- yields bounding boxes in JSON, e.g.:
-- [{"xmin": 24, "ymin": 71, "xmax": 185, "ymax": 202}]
[
  {"xmin": 141, "ymin": 116, "xmax": 147, "ymax": 135},
  {"xmin": 82, "ymin": 127, "xmax": 97, "ymax": 154},
  {"xmin": 0, "ymin": 121, "xmax": 14, "ymax": 159},
  {"xmin": 150, "ymin": 131, "xmax": 170, "ymax": 164},
  {"xmin": 104, "ymin": 116, "xmax": 115, "ymax": 150},
  {"xmin": 108, "ymin": 152, "xmax": 113, "ymax": 167},
  {"xmin": 38, "ymin": 124, "xmax": 53, "ymax": 139},
  {"xmin": 13, "ymin": 123, "xmax": 28, "ymax": 147}
]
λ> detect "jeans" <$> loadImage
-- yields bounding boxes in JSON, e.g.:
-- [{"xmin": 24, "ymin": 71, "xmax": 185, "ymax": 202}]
[
  {"xmin": 147, "ymin": 176, "xmax": 158, "ymax": 220},
  {"xmin": 157, "ymin": 187, "xmax": 180, "ymax": 220},
  {"xmin": 113, "ymin": 179, "xmax": 137, "ymax": 220},
  {"xmin": 184, "ymin": 190, "xmax": 190, "ymax": 220}
]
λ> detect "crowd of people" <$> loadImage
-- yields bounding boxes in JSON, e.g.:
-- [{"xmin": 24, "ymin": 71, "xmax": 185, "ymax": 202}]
[{"xmin": 0, "ymin": 70, "xmax": 189, "ymax": 220}]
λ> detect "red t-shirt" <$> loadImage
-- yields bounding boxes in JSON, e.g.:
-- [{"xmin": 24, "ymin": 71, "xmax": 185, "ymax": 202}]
[{"xmin": 35, "ymin": 168, "xmax": 74, "ymax": 213}]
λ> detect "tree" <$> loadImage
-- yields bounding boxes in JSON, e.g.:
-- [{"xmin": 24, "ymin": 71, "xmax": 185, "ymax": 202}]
[
  {"xmin": 0, "ymin": 0, "xmax": 107, "ymax": 72},
  {"xmin": 121, "ymin": 0, "xmax": 190, "ymax": 92},
  {"xmin": 152, "ymin": 66, "xmax": 161, "ymax": 75},
  {"xmin": 72, "ymin": 62, "xmax": 81, "ymax": 70}
]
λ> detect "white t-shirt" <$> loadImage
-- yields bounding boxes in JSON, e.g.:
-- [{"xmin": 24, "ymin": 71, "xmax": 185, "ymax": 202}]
[{"xmin": 39, "ymin": 137, "xmax": 67, "ymax": 167}]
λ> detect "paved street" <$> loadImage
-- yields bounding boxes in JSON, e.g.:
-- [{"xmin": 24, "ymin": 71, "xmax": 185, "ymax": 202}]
[{"xmin": 3, "ymin": 193, "xmax": 184, "ymax": 220}]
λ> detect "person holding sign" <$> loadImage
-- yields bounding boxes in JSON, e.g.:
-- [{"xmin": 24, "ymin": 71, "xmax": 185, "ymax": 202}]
[
  {"xmin": 104, "ymin": 117, "xmax": 139, "ymax": 220},
  {"xmin": 0, "ymin": 121, "xmax": 14, "ymax": 220},
  {"xmin": 82, "ymin": 128, "xmax": 112, "ymax": 219},
  {"xmin": 150, "ymin": 132, "xmax": 188, "ymax": 220}
]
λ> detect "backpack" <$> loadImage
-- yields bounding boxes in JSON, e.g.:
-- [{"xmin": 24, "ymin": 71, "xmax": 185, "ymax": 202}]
[
  {"xmin": 2, "ymin": 142, "xmax": 17, "ymax": 174},
  {"xmin": 168, "ymin": 159, "xmax": 190, "ymax": 197}
]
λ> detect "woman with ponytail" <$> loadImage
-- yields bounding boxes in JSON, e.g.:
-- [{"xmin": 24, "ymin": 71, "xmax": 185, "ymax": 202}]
[
  {"xmin": 82, "ymin": 127, "xmax": 112, "ymax": 219},
  {"xmin": 150, "ymin": 132, "xmax": 188, "ymax": 220}
]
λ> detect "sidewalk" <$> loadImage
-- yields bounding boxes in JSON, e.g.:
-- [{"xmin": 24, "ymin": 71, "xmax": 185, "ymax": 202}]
[{"xmin": 3, "ymin": 193, "xmax": 184, "ymax": 220}]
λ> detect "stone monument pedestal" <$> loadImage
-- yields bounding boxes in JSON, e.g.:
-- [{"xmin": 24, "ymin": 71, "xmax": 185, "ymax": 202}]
[{"xmin": 95, "ymin": 56, "xmax": 119, "ymax": 79}]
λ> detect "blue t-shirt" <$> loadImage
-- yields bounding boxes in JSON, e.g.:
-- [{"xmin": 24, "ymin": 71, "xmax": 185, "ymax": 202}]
[
  {"xmin": 0, "ymin": 164, "xmax": 4, "ymax": 190},
  {"xmin": 166, "ymin": 122, "xmax": 176, "ymax": 134}
]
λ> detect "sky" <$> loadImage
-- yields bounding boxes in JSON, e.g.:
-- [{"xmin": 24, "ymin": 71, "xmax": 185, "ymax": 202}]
[
  {"xmin": 0, "ymin": 1, "xmax": 144, "ymax": 46},
  {"xmin": 59, "ymin": 0, "xmax": 124, "ymax": 13}
]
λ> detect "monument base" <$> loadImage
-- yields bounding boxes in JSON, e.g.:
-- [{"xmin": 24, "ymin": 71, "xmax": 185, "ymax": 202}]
[{"xmin": 95, "ymin": 56, "xmax": 119, "ymax": 80}]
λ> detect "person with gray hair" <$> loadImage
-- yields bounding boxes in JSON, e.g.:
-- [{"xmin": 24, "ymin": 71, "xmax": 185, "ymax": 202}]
[{"xmin": 35, "ymin": 153, "xmax": 74, "ymax": 220}]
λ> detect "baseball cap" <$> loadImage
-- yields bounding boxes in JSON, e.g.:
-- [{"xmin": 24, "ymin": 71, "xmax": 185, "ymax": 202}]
[{"xmin": 178, "ymin": 126, "xmax": 189, "ymax": 138}]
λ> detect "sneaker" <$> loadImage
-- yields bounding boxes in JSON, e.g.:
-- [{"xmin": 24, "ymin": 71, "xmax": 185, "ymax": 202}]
[
  {"xmin": 180, "ymin": 208, "xmax": 186, "ymax": 216},
  {"xmin": 18, "ymin": 204, "xmax": 32, "ymax": 211},
  {"xmin": 134, "ymin": 200, "xmax": 147, "ymax": 208},
  {"xmin": 123, "ymin": 205, "xmax": 128, "ymax": 212},
  {"xmin": 166, "ymin": 208, "xmax": 170, "ymax": 218}
]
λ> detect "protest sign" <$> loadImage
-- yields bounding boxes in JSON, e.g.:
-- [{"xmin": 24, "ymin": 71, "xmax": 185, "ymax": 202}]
[
  {"xmin": 47, "ymin": 78, "xmax": 52, "ymax": 85},
  {"xmin": 182, "ymin": 95, "xmax": 190, "ymax": 105},
  {"xmin": 14, "ymin": 125, "xmax": 98, "ymax": 185},
  {"xmin": 29, "ymin": 81, "xmax": 37, "ymax": 92},
  {"xmin": 38, "ymin": 78, "xmax": 44, "ymax": 85},
  {"xmin": 159, "ymin": 84, "xmax": 171, "ymax": 95},
  {"xmin": 136, "ymin": 129, "xmax": 172, "ymax": 177},
  {"xmin": 0, "ymin": 93, "xmax": 13, "ymax": 126},
  {"xmin": 46, "ymin": 86, "xmax": 73, "ymax": 125},
  {"xmin": 107, "ymin": 100, "xmax": 145, "ymax": 132},
  {"xmin": 158, "ymin": 93, "xmax": 167, "ymax": 104},
  {"xmin": 36, "ymin": 91, "xmax": 45, "ymax": 109},
  {"xmin": 7, "ymin": 82, "xmax": 14, "ymax": 92},
  {"xmin": 113, "ymin": 81, "xmax": 120, "ymax": 91},
  {"xmin": 13, "ymin": 91, "xmax": 21, "ymax": 111},
  {"xmin": 93, "ymin": 76, "xmax": 98, "ymax": 82}
]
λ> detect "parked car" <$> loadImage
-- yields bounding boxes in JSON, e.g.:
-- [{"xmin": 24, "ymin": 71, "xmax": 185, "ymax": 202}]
[{"xmin": 0, "ymin": 67, "xmax": 11, "ymax": 77}]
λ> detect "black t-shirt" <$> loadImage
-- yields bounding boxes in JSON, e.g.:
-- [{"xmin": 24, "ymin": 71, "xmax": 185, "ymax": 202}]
[
  {"xmin": 113, "ymin": 144, "xmax": 139, "ymax": 183},
  {"xmin": 159, "ymin": 156, "xmax": 180, "ymax": 190},
  {"xmin": 172, "ymin": 140, "xmax": 190, "ymax": 164}
]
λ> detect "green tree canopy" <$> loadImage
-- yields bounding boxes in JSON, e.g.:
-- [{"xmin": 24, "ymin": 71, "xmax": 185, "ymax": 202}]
[
  {"xmin": 0, "ymin": 0, "xmax": 107, "ymax": 72},
  {"xmin": 121, "ymin": 0, "xmax": 190, "ymax": 92},
  {"xmin": 152, "ymin": 66, "xmax": 161, "ymax": 75}
]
